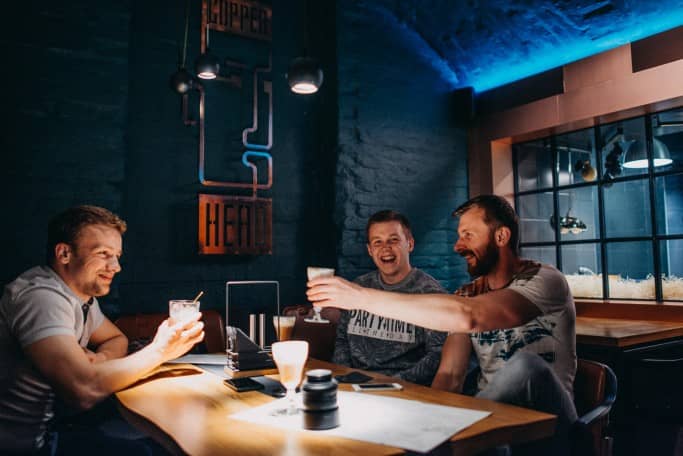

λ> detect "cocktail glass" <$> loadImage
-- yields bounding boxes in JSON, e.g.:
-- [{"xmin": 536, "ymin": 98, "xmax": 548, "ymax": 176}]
[
  {"xmin": 169, "ymin": 299, "xmax": 200, "ymax": 324},
  {"xmin": 305, "ymin": 267, "xmax": 335, "ymax": 323},
  {"xmin": 271, "ymin": 340, "xmax": 309, "ymax": 415}
]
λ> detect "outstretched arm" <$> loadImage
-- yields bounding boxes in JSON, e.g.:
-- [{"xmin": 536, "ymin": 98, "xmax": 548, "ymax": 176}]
[
  {"xmin": 307, "ymin": 276, "xmax": 541, "ymax": 333},
  {"xmin": 25, "ymin": 314, "xmax": 204, "ymax": 410}
]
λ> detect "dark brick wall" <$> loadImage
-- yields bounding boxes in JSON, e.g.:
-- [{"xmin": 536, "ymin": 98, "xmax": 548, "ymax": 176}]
[
  {"xmin": 1, "ymin": 0, "xmax": 130, "ymax": 286},
  {"xmin": 0, "ymin": 0, "xmax": 338, "ymax": 317},
  {"xmin": 1, "ymin": 0, "xmax": 470, "ymax": 323},
  {"xmin": 335, "ymin": 1, "xmax": 470, "ymax": 290}
]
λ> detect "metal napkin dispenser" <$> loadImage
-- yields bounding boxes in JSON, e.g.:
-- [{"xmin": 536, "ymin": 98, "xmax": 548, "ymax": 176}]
[{"xmin": 225, "ymin": 327, "xmax": 275, "ymax": 372}]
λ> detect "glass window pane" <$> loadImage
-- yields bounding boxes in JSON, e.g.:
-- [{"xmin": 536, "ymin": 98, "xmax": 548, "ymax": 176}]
[
  {"xmin": 521, "ymin": 246, "xmax": 556, "ymax": 267},
  {"xmin": 606, "ymin": 241, "xmax": 654, "ymax": 299},
  {"xmin": 660, "ymin": 239, "xmax": 683, "ymax": 301},
  {"xmin": 518, "ymin": 192, "xmax": 555, "ymax": 243},
  {"xmin": 556, "ymin": 128, "xmax": 597, "ymax": 186},
  {"xmin": 655, "ymin": 173, "xmax": 683, "ymax": 236},
  {"xmin": 558, "ymin": 186, "xmax": 599, "ymax": 240},
  {"xmin": 600, "ymin": 117, "xmax": 648, "ymax": 179},
  {"xmin": 561, "ymin": 243, "xmax": 603, "ymax": 298},
  {"xmin": 515, "ymin": 138, "xmax": 553, "ymax": 192},
  {"xmin": 603, "ymin": 179, "xmax": 651, "ymax": 238},
  {"xmin": 651, "ymin": 109, "xmax": 681, "ymax": 173}
]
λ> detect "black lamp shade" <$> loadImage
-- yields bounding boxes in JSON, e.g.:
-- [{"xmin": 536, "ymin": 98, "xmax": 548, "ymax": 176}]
[
  {"xmin": 169, "ymin": 67, "xmax": 194, "ymax": 94},
  {"xmin": 195, "ymin": 52, "xmax": 220, "ymax": 80},
  {"xmin": 623, "ymin": 138, "xmax": 672, "ymax": 168},
  {"xmin": 287, "ymin": 56, "xmax": 323, "ymax": 94}
]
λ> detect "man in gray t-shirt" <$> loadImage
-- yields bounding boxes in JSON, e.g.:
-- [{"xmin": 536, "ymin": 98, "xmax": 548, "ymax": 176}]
[
  {"xmin": 333, "ymin": 210, "xmax": 447, "ymax": 385},
  {"xmin": 0, "ymin": 206, "xmax": 204, "ymax": 454}
]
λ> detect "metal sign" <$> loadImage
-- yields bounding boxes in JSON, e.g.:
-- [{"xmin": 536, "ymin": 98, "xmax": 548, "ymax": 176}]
[
  {"xmin": 198, "ymin": 193, "xmax": 272, "ymax": 255},
  {"xmin": 208, "ymin": 0, "xmax": 272, "ymax": 41}
]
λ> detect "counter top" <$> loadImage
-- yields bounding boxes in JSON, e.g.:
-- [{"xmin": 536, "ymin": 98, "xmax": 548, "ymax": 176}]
[{"xmin": 576, "ymin": 316, "xmax": 683, "ymax": 347}]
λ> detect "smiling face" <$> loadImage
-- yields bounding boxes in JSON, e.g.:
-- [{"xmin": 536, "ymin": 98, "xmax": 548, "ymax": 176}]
[
  {"xmin": 454, "ymin": 207, "xmax": 500, "ymax": 278},
  {"xmin": 55, "ymin": 224, "xmax": 123, "ymax": 301},
  {"xmin": 366, "ymin": 220, "xmax": 414, "ymax": 284}
]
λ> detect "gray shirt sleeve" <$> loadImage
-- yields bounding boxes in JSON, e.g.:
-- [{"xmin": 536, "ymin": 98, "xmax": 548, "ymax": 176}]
[
  {"xmin": 10, "ymin": 288, "xmax": 76, "ymax": 347},
  {"xmin": 332, "ymin": 310, "xmax": 352, "ymax": 366}
]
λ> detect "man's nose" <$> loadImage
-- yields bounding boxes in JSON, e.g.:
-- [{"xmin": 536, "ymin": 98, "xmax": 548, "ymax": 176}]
[{"xmin": 108, "ymin": 256, "xmax": 121, "ymax": 272}]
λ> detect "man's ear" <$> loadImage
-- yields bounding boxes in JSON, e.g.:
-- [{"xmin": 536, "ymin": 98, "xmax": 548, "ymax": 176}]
[
  {"xmin": 55, "ymin": 243, "xmax": 71, "ymax": 264},
  {"xmin": 407, "ymin": 237, "xmax": 415, "ymax": 252},
  {"xmin": 366, "ymin": 243, "xmax": 373, "ymax": 257},
  {"xmin": 495, "ymin": 227, "xmax": 511, "ymax": 247}
]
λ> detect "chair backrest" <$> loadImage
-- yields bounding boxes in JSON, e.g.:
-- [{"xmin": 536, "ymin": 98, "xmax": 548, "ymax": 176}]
[
  {"xmin": 281, "ymin": 305, "xmax": 340, "ymax": 361},
  {"xmin": 572, "ymin": 359, "xmax": 618, "ymax": 456},
  {"xmin": 574, "ymin": 359, "xmax": 607, "ymax": 416},
  {"xmin": 114, "ymin": 309, "xmax": 226, "ymax": 354}
]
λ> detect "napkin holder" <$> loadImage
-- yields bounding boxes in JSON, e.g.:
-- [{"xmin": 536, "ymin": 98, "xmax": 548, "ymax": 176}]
[{"xmin": 225, "ymin": 326, "xmax": 276, "ymax": 378}]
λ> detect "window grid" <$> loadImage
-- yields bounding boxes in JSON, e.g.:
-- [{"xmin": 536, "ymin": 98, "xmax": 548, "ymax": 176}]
[{"xmin": 513, "ymin": 111, "xmax": 682, "ymax": 302}]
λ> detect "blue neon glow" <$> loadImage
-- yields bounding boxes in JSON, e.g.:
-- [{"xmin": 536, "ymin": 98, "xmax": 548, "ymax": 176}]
[{"xmin": 470, "ymin": 15, "xmax": 683, "ymax": 92}]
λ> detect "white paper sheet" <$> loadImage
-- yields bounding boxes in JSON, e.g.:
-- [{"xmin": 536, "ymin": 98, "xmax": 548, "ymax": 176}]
[
  {"xmin": 230, "ymin": 391, "xmax": 491, "ymax": 453},
  {"xmin": 167, "ymin": 353, "xmax": 226, "ymax": 365}
]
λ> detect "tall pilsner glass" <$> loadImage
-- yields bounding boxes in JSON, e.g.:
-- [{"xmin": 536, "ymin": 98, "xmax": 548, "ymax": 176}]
[{"xmin": 271, "ymin": 340, "xmax": 309, "ymax": 415}]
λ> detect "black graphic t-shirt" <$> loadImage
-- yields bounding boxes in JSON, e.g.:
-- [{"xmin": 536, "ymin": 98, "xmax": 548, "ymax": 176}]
[
  {"xmin": 332, "ymin": 268, "xmax": 447, "ymax": 385},
  {"xmin": 456, "ymin": 260, "xmax": 576, "ymax": 396}
]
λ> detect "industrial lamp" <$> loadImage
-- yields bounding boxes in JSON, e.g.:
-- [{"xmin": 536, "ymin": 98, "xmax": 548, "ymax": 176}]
[
  {"xmin": 169, "ymin": 0, "xmax": 194, "ymax": 94},
  {"xmin": 287, "ymin": 56, "xmax": 323, "ymax": 94},
  {"xmin": 287, "ymin": 0, "xmax": 323, "ymax": 95},
  {"xmin": 622, "ymin": 138, "xmax": 672, "ymax": 169},
  {"xmin": 195, "ymin": 2, "xmax": 220, "ymax": 80}
]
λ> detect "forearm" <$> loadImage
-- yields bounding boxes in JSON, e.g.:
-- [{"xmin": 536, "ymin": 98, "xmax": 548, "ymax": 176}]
[
  {"xmin": 93, "ymin": 334, "xmax": 128, "ymax": 360},
  {"xmin": 431, "ymin": 333, "xmax": 471, "ymax": 393},
  {"xmin": 359, "ymin": 288, "xmax": 475, "ymax": 333},
  {"xmin": 90, "ymin": 341, "xmax": 167, "ymax": 395},
  {"xmin": 431, "ymin": 368, "xmax": 466, "ymax": 393}
]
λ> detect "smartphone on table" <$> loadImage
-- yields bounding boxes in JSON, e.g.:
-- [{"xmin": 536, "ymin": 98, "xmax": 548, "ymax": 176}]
[{"xmin": 351, "ymin": 383, "xmax": 403, "ymax": 392}]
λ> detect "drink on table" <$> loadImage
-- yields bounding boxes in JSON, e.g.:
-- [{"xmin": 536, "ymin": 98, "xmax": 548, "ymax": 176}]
[
  {"xmin": 271, "ymin": 340, "xmax": 309, "ymax": 415},
  {"xmin": 273, "ymin": 315, "xmax": 296, "ymax": 341}
]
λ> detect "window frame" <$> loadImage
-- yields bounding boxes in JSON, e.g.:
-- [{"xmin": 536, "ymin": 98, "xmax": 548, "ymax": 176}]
[{"xmin": 513, "ymin": 109, "xmax": 683, "ymax": 302}]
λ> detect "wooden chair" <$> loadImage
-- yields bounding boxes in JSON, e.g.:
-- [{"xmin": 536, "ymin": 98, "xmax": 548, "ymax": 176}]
[
  {"xmin": 571, "ymin": 359, "xmax": 618, "ymax": 456},
  {"xmin": 114, "ymin": 309, "xmax": 226, "ymax": 354},
  {"xmin": 281, "ymin": 305, "xmax": 341, "ymax": 361}
]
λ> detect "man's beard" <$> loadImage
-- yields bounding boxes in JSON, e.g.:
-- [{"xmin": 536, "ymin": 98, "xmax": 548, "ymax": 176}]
[{"xmin": 464, "ymin": 238, "xmax": 499, "ymax": 278}]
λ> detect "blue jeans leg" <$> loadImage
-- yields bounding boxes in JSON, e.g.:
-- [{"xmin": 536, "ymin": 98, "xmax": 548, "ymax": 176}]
[{"xmin": 476, "ymin": 352, "xmax": 577, "ymax": 456}]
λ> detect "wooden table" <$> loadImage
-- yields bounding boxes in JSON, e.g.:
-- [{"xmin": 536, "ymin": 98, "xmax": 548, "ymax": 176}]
[
  {"xmin": 576, "ymin": 316, "xmax": 683, "ymax": 347},
  {"xmin": 116, "ymin": 359, "xmax": 556, "ymax": 456}
]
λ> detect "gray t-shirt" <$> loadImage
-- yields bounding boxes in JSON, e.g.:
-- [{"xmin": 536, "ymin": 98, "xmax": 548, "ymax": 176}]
[
  {"xmin": 333, "ymin": 268, "xmax": 447, "ymax": 385},
  {"xmin": 0, "ymin": 266, "xmax": 105, "ymax": 452},
  {"xmin": 455, "ymin": 260, "xmax": 576, "ymax": 396}
]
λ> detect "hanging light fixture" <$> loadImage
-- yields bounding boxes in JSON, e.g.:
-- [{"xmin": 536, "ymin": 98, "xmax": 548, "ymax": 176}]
[
  {"xmin": 195, "ymin": 0, "xmax": 220, "ymax": 80},
  {"xmin": 169, "ymin": 0, "xmax": 194, "ymax": 94},
  {"xmin": 287, "ymin": 56, "xmax": 323, "ymax": 94},
  {"xmin": 287, "ymin": 0, "xmax": 323, "ymax": 94},
  {"xmin": 622, "ymin": 138, "xmax": 672, "ymax": 168},
  {"xmin": 550, "ymin": 192, "xmax": 587, "ymax": 235}
]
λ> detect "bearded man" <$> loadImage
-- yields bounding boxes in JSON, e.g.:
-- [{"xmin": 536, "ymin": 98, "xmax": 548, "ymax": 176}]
[{"xmin": 308, "ymin": 195, "xmax": 577, "ymax": 456}]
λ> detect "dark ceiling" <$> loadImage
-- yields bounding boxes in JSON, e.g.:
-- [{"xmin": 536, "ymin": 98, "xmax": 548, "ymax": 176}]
[{"xmin": 357, "ymin": 0, "xmax": 683, "ymax": 92}]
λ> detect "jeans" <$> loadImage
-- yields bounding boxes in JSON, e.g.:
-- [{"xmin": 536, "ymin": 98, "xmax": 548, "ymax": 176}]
[
  {"xmin": 52, "ymin": 398, "xmax": 169, "ymax": 456},
  {"xmin": 476, "ymin": 352, "xmax": 577, "ymax": 456}
]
